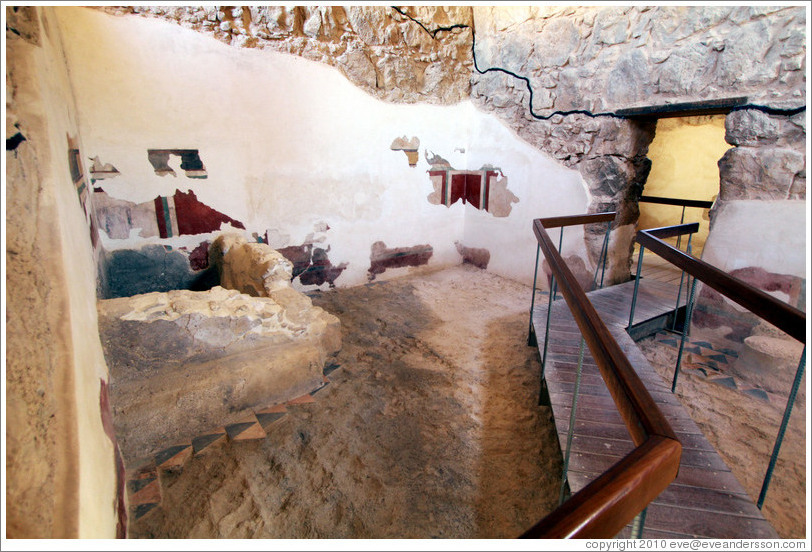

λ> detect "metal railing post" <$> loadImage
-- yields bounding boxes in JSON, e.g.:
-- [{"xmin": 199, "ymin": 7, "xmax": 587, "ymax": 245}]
[
  {"xmin": 628, "ymin": 246, "xmax": 645, "ymax": 330},
  {"xmin": 540, "ymin": 228, "xmax": 564, "ymax": 379},
  {"xmin": 672, "ymin": 235, "xmax": 693, "ymax": 332},
  {"xmin": 540, "ymin": 276, "xmax": 556, "ymax": 379},
  {"xmin": 675, "ymin": 205, "xmax": 686, "ymax": 251},
  {"xmin": 559, "ymin": 337, "xmax": 586, "ymax": 506},
  {"xmin": 757, "ymin": 347, "xmax": 806, "ymax": 509},
  {"xmin": 600, "ymin": 221, "xmax": 611, "ymax": 289},
  {"xmin": 630, "ymin": 508, "xmax": 648, "ymax": 539},
  {"xmin": 528, "ymin": 244, "xmax": 541, "ymax": 346},
  {"xmin": 671, "ymin": 276, "xmax": 699, "ymax": 393}
]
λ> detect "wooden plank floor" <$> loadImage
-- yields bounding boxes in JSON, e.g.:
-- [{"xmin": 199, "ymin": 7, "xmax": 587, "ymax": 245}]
[
  {"xmin": 632, "ymin": 246, "xmax": 687, "ymax": 285},
  {"xmin": 532, "ymin": 279, "xmax": 777, "ymax": 538}
]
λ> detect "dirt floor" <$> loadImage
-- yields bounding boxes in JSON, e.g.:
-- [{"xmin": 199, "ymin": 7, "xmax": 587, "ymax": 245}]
[
  {"xmin": 126, "ymin": 265, "xmax": 806, "ymax": 540},
  {"xmin": 128, "ymin": 265, "xmax": 562, "ymax": 538}
]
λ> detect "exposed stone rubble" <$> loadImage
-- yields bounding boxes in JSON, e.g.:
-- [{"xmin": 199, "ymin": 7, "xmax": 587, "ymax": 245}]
[
  {"xmin": 96, "ymin": 5, "xmax": 474, "ymax": 104},
  {"xmin": 98, "ymin": 236, "xmax": 341, "ymax": 465},
  {"xmin": 719, "ymin": 110, "xmax": 806, "ymax": 202},
  {"xmin": 470, "ymin": 5, "xmax": 805, "ymax": 282},
  {"xmin": 471, "ymin": 6, "xmax": 805, "ymax": 115}
]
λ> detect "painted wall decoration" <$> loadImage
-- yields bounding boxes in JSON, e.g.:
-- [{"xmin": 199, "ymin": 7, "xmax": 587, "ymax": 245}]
[
  {"xmin": 94, "ymin": 189, "xmax": 245, "ymax": 241},
  {"xmin": 147, "ymin": 149, "xmax": 207, "ymax": 179},
  {"xmin": 89, "ymin": 156, "xmax": 120, "ymax": 181},
  {"xmin": 186, "ymin": 241, "xmax": 210, "ymax": 271},
  {"xmin": 426, "ymin": 152, "xmax": 518, "ymax": 217},
  {"xmin": 56, "ymin": 7, "xmax": 591, "ymax": 292},
  {"xmin": 276, "ymin": 243, "xmax": 348, "ymax": 288},
  {"xmin": 368, "ymin": 241, "xmax": 434, "ymax": 280},
  {"xmin": 67, "ymin": 136, "xmax": 102, "ymax": 251},
  {"xmin": 390, "ymin": 135, "xmax": 420, "ymax": 167}
]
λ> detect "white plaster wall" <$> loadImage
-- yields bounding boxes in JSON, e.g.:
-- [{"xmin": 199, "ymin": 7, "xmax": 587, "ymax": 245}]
[
  {"xmin": 56, "ymin": 7, "xmax": 588, "ymax": 289},
  {"xmin": 463, "ymin": 113, "xmax": 590, "ymax": 285},
  {"xmin": 702, "ymin": 200, "xmax": 807, "ymax": 279}
]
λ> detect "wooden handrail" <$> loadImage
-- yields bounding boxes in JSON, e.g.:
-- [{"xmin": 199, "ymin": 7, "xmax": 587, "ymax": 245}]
[
  {"xmin": 523, "ymin": 214, "xmax": 682, "ymax": 538},
  {"xmin": 636, "ymin": 229, "xmax": 806, "ymax": 343},
  {"xmin": 644, "ymin": 223, "xmax": 699, "ymax": 240},
  {"xmin": 522, "ymin": 436, "xmax": 681, "ymax": 539},
  {"xmin": 540, "ymin": 211, "xmax": 616, "ymax": 229},
  {"xmin": 639, "ymin": 196, "xmax": 714, "ymax": 209}
]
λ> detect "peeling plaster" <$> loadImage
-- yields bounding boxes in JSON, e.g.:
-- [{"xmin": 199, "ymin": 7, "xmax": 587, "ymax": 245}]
[
  {"xmin": 89, "ymin": 156, "xmax": 120, "ymax": 181},
  {"xmin": 147, "ymin": 149, "xmax": 207, "ymax": 179},
  {"xmin": 390, "ymin": 135, "xmax": 420, "ymax": 167}
]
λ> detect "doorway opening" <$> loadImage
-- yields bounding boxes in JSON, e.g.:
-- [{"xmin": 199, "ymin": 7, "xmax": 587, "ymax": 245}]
[{"xmin": 634, "ymin": 114, "xmax": 732, "ymax": 282}]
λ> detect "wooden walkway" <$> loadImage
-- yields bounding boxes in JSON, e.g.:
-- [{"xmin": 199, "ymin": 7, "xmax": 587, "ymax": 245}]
[{"xmin": 533, "ymin": 278, "xmax": 777, "ymax": 539}]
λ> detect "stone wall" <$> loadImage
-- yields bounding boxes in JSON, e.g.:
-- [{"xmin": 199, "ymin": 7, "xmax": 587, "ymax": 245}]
[
  {"xmin": 5, "ymin": 6, "xmax": 120, "ymax": 538},
  {"xmin": 470, "ymin": 5, "xmax": 806, "ymax": 281}
]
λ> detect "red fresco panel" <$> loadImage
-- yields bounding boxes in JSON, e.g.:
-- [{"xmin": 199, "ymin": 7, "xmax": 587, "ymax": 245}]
[
  {"xmin": 173, "ymin": 189, "xmax": 245, "ymax": 236},
  {"xmin": 465, "ymin": 173, "xmax": 481, "ymax": 209},
  {"xmin": 450, "ymin": 174, "xmax": 466, "ymax": 206}
]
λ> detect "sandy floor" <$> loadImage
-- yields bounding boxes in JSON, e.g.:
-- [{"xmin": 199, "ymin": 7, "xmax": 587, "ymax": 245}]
[
  {"xmin": 637, "ymin": 331, "xmax": 807, "ymax": 539},
  {"xmin": 126, "ymin": 265, "xmax": 805, "ymax": 539},
  {"xmin": 129, "ymin": 265, "xmax": 562, "ymax": 538}
]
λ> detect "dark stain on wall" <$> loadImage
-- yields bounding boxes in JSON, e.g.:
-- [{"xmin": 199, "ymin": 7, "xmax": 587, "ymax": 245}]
[
  {"xmin": 104, "ymin": 245, "xmax": 218, "ymax": 298},
  {"xmin": 6, "ymin": 132, "xmax": 26, "ymax": 151},
  {"xmin": 187, "ymin": 241, "xmax": 210, "ymax": 271},
  {"xmin": 278, "ymin": 243, "xmax": 347, "ymax": 288},
  {"xmin": 147, "ymin": 149, "xmax": 207, "ymax": 179},
  {"xmin": 455, "ymin": 241, "xmax": 490, "ymax": 269},
  {"xmin": 300, "ymin": 247, "xmax": 348, "ymax": 287},
  {"xmin": 368, "ymin": 241, "xmax": 433, "ymax": 280}
]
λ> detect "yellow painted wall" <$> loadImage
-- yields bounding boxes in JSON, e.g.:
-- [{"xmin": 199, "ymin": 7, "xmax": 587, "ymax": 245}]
[{"xmin": 639, "ymin": 115, "xmax": 731, "ymax": 256}]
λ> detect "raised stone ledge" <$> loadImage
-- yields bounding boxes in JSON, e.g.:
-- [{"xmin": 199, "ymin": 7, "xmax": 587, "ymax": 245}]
[{"xmin": 99, "ymin": 242, "xmax": 341, "ymax": 465}]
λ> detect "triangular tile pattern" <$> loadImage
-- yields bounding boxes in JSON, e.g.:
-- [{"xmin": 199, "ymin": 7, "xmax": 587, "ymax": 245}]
[
  {"xmin": 651, "ymin": 330, "xmax": 774, "ymax": 401},
  {"xmin": 125, "ymin": 362, "xmax": 341, "ymax": 524}
]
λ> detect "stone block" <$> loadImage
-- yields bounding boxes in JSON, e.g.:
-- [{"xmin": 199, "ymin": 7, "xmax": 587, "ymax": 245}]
[
  {"xmin": 718, "ymin": 146, "xmax": 806, "ymax": 200},
  {"xmin": 725, "ymin": 110, "xmax": 806, "ymax": 147},
  {"xmin": 100, "ymin": 278, "xmax": 340, "ymax": 464}
]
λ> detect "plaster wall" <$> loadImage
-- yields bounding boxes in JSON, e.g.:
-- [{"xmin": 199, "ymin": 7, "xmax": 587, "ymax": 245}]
[
  {"xmin": 5, "ymin": 6, "xmax": 118, "ymax": 538},
  {"xmin": 56, "ymin": 7, "xmax": 589, "ymax": 290},
  {"xmin": 702, "ymin": 200, "xmax": 807, "ymax": 282}
]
